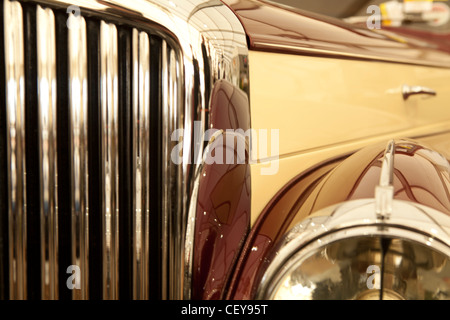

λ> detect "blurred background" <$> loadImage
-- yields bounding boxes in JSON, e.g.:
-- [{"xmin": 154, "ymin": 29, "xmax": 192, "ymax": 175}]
[{"xmin": 270, "ymin": 0, "xmax": 450, "ymax": 32}]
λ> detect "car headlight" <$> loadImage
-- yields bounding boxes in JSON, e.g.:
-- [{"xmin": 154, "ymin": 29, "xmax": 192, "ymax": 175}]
[{"xmin": 256, "ymin": 199, "xmax": 450, "ymax": 300}]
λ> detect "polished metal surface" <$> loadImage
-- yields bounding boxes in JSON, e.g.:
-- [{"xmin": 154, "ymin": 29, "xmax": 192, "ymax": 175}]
[
  {"xmin": 161, "ymin": 39, "xmax": 183, "ymax": 300},
  {"xmin": 68, "ymin": 13, "xmax": 89, "ymax": 300},
  {"xmin": 402, "ymin": 84, "xmax": 437, "ymax": 100},
  {"xmin": 375, "ymin": 140, "xmax": 395, "ymax": 219},
  {"xmin": 100, "ymin": 20, "xmax": 119, "ymax": 300},
  {"xmin": 257, "ymin": 198, "xmax": 450, "ymax": 299},
  {"xmin": 132, "ymin": 28, "xmax": 150, "ymax": 300},
  {"xmin": 160, "ymin": 39, "xmax": 169, "ymax": 300},
  {"xmin": 37, "ymin": 5, "xmax": 59, "ymax": 300},
  {"xmin": 3, "ymin": 0, "xmax": 249, "ymax": 300},
  {"xmin": 4, "ymin": 0, "xmax": 27, "ymax": 300},
  {"xmin": 184, "ymin": 171, "xmax": 200, "ymax": 300},
  {"xmin": 270, "ymin": 233, "xmax": 450, "ymax": 300},
  {"xmin": 378, "ymin": 140, "xmax": 395, "ymax": 188}
]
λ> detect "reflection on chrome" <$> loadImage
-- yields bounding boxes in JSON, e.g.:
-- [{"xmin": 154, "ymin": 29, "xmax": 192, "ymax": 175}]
[
  {"xmin": 100, "ymin": 21, "xmax": 119, "ymax": 300},
  {"xmin": 132, "ymin": 28, "xmax": 150, "ymax": 300},
  {"xmin": 55, "ymin": 0, "xmax": 249, "ymax": 300},
  {"xmin": 2, "ymin": 0, "xmax": 249, "ymax": 300},
  {"xmin": 161, "ymin": 39, "xmax": 169, "ymax": 300},
  {"xmin": 375, "ymin": 140, "xmax": 395, "ymax": 219},
  {"xmin": 69, "ymin": 13, "xmax": 89, "ymax": 300},
  {"xmin": 4, "ymin": 0, "xmax": 27, "ymax": 300},
  {"xmin": 161, "ymin": 38, "xmax": 184, "ymax": 299},
  {"xmin": 37, "ymin": 5, "xmax": 58, "ymax": 300},
  {"xmin": 257, "ymin": 199, "xmax": 450, "ymax": 300},
  {"xmin": 402, "ymin": 84, "xmax": 437, "ymax": 100},
  {"xmin": 272, "ymin": 236, "xmax": 450, "ymax": 300}
]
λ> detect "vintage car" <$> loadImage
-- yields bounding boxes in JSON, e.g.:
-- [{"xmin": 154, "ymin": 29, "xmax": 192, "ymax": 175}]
[{"xmin": 1, "ymin": 0, "xmax": 450, "ymax": 300}]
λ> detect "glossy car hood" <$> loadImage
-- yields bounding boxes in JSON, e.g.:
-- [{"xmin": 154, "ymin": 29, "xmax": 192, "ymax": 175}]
[{"xmin": 222, "ymin": 0, "xmax": 450, "ymax": 67}]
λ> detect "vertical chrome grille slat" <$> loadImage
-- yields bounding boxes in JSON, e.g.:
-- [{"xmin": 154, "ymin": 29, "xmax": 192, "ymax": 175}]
[
  {"xmin": 161, "ymin": 39, "xmax": 169, "ymax": 300},
  {"xmin": 100, "ymin": 21, "xmax": 119, "ymax": 300},
  {"xmin": 68, "ymin": 13, "xmax": 88, "ymax": 300},
  {"xmin": 36, "ymin": 4, "xmax": 58, "ymax": 300},
  {"xmin": 169, "ymin": 48, "xmax": 183, "ymax": 300},
  {"xmin": 161, "ymin": 39, "xmax": 183, "ymax": 300},
  {"xmin": 132, "ymin": 28, "xmax": 150, "ymax": 300},
  {"xmin": 4, "ymin": 0, "xmax": 27, "ymax": 300}
]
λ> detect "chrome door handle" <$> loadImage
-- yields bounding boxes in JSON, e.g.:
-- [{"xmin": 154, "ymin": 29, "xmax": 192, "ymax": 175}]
[{"xmin": 402, "ymin": 84, "xmax": 436, "ymax": 100}]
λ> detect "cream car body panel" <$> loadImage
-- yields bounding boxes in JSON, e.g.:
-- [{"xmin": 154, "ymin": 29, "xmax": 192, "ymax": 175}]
[{"xmin": 249, "ymin": 50, "xmax": 450, "ymax": 224}]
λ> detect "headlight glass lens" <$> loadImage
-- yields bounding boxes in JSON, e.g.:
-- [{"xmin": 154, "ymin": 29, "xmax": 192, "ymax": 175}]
[{"xmin": 271, "ymin": 235, "xmax": 450, "ymax": 300}]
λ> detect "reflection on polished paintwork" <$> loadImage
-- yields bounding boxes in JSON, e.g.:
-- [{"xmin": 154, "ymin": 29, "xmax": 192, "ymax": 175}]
[
  {"xmin": 228, "ymin": 139, "xmax": 450, "ymax": 299},
  {"xmin": 227, "ymin": 157, "xmax": 342, "ymax": 299},
  {"xmin": 222, "ymin": 0, "xmax": 450, "ymax": 66},
  {"xmin": 300, "ymin": 140, "xmax": 450, "ymax": 221},
  {"xmin": 191, "ymin": 79, "xmax": 251, "ymax": 299}
]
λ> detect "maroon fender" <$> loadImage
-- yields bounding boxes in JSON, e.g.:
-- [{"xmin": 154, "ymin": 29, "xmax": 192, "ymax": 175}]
[
  {"xmin": 226, "ymin": 139, "xmax": 450, "ymax": 299},
  {"xmin": 191, "ymin": 79, "xmax": 251, "ymax": 299}
]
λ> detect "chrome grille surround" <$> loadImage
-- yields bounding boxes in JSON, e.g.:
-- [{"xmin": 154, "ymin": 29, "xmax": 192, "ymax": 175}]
[{"xmin": 1, "ymin": 0, "xmax": 249, "ymax": 300}]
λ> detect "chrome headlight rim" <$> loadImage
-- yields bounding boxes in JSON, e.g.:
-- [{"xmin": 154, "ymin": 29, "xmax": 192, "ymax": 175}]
[{"xmin": 256, "ymin": 198, "xmax": 450, "ymax": 300}]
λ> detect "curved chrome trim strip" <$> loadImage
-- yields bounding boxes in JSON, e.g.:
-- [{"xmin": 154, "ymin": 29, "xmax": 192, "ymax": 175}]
[
  {"xmin": 68, "ymin": 14, "xmax": 89, "ymax": 300},
  {"xmin": 37, "ymin": 5, "xmax": 58, "ymax": 300},
  {"xmin": 132, "ymin": 28, "xmax": 150, "ymax": 300},
  {"xmin": 4, "ymin": 0, "xmax": 27, "ymax": 300},
  {"xmin": 183, "ymin": 173, "xmax": 199, "ymax": 300},
  {"xmin": 253, "ymin": 41, "xmax": 450, "ymax": 69},
  {"xmin": 100, "ymin": 21, "xmax": 119, "ymax": 300}
]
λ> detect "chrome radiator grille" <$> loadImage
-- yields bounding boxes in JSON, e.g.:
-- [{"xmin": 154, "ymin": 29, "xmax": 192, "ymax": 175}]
[{"xmin": 0, "ymin": 0, "xmax": 183, "ymax": 299}]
